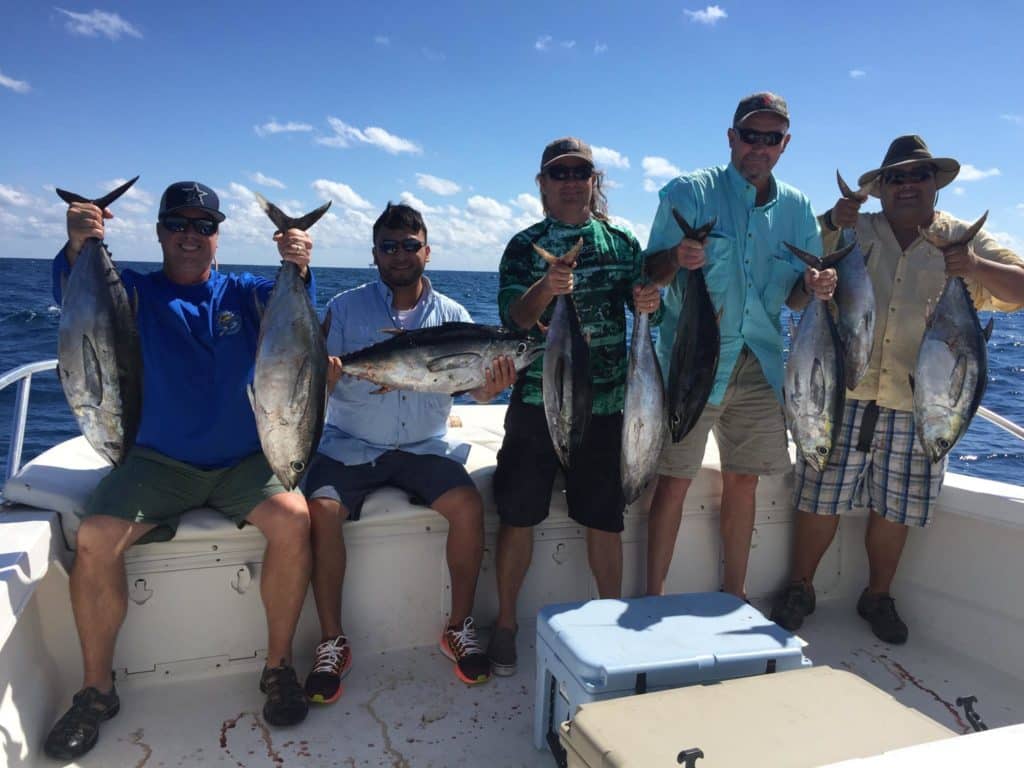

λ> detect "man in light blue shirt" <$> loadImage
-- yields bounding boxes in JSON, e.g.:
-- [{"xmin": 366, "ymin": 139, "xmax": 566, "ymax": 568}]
[
  {"xmin": 301, "ymin": 203, "xmax": 515, "ymax": 702},
  {"xmin": 644, "ymin": 92, "xmax": 836, "ymax": 600}
]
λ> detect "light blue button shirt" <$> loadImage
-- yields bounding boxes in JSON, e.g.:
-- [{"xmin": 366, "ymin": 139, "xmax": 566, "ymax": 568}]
[
  {"xmin": 645, "ymin": 164, "xmax": 821, "ymax": 405},
  {"xmin": 317, "ymin": 277, "xmax": 473, "ymax": 466}
]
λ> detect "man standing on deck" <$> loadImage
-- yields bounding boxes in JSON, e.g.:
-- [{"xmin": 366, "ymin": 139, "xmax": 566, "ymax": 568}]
[
  {"xmin": 486, "ymin": 137, "xmax": 662, "ymax": 676},
  {"xmin": 45, "ymin": 182, "xmax": 315, "ymax": 760},
  {"xmin": 301, "ymin": 202, "xmax": 516, "ymax": 703},
  {"xmin": 643, "ymin": 93, "xmax": 835, "ymax": 601},
  {"xmin": 771, "ymin": 136, "xmax": 1024, "ymax": 643}
]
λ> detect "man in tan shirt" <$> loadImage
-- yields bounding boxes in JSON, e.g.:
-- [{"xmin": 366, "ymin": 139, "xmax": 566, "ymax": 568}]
[{"xmin": 771, "ymin": 135, "xmax": 1024, "ymax": 644}]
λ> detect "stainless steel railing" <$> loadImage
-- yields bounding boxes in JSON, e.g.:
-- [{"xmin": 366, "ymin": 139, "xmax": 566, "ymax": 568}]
[{"xmin": 0, "ymin": 359, "xmax": 57, "ymax": 482}]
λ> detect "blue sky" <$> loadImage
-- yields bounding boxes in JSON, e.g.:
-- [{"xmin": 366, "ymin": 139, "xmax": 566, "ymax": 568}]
[{"xmin": 2, "ymin": 1, "xmax": 1022, "ymax": 270}]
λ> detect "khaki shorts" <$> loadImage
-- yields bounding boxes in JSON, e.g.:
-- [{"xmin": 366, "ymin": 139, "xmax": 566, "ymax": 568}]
[
  {"xmin": 658, "ymin": 348, "xmax": 791, "ymax": 479},
  {"xmin": 83, "ymin": 447, "xmax": 292, "ymax": 544}
]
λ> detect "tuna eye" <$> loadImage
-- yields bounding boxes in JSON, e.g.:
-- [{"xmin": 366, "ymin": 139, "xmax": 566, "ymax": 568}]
[
  {"xmin": 938, "ymin": 439, "xmax": 950, "ymax": 450},
  {"xmin": 816, "ymin": 446, "xmax": 828, "ymax": 456},
  {"xmin": 516, "ymin": 342, "xmax": 527, "ymax": 355},
  {"xmin": 290, "ymin": 460, "xmax": 306, "ymax": 472}
]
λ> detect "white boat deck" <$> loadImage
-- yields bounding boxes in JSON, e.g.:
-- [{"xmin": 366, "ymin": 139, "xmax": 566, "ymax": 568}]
[{"xmin": 31, "ymin": 598, "xmax": 1024, "ymax": 768}]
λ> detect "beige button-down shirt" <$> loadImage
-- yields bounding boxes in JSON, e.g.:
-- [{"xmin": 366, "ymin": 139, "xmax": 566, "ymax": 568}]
[{"xmin": 821, "ymin": 210, "xmax": 1023, "ymax": 411}]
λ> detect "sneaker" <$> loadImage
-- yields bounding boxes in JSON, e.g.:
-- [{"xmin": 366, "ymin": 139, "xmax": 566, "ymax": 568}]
[
  {"xmin": 305, "ymin": 635, "xmax": 352, "ymax": 704},
  {"xmin": 440, "ymin": 617, "xmax": 491, "ymax": 685},
  {"xmin": 770, "ymin": 580, "xmax": 816, "ymax": 631},
  {"xmin": 487, "ymin": 626, "xmax": 518, "ymax": 677},
  {"xmin": 857, "ymin": 590, "xmax": 909, "ymax": 645},
  {"xmin": 260, "ymin": 662, "xmax": 309, "ymax": 726},
  {"xmin": 43, "ymin": 682, "xmax": 120, "ymax": 760}
]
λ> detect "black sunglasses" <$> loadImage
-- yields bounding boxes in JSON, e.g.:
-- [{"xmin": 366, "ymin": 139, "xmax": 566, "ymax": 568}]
[
  {"xmin": 736, "ymin": 128, "xmax": 786, "ymax": 147},
  {"xmin": 881, "ymin": 166, "xmax": 935, "ymax": 186},
  {"xmin": 160, "ymin": 215, "xmax": 218, "ymax": 236},
  {"xmin": 378, "ymin": 238, "xmax": 425, "ymax": 255},
  {"xmin": 545, "ymin": 164, "xmax": 594, "ymax": 181}
]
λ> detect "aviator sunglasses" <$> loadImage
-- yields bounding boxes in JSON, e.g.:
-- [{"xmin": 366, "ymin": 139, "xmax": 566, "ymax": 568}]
[
  {"xmin": 378, "ymin": 237, "xmax": 425, "ymax": 255},
  {"xmin": 881, "ymin": 166, "xmax": 935, "ymax": 186},
  {"xmin": 735, "ymin": 128, "xmax": 786, "ymax": 147},
  {"xmin": 545, "ymin": 164, "xmax": 594, "ymax": 181},
  {"xmin": 160, "ymin": 215, "xmax": 219, "ymax": 236}
]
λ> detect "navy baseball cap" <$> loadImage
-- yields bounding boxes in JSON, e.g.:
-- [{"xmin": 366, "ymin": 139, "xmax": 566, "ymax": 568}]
[
  {"xmin": 158, "ymin": 181, "xmax": 226, "ymax": 222},
  {"xmin": 732, "ymin": 92, "xmax": 790, "ymax": 127}
]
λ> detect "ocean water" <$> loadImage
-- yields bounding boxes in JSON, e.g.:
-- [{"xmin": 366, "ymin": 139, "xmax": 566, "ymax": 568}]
[{"xmin": 1, "ymin": 257, "xmax": 1021, "ymax": 485}]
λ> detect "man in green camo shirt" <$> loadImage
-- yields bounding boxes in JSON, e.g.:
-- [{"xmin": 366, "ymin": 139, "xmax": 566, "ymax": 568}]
[{"xmin": 486, "ymin": 137, "xmax": 662, "ymax": 676}]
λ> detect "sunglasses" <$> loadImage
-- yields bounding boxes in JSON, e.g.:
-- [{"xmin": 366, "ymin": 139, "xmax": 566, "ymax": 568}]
[
  {"xmin": 378, "ymin": 238, "xmax": 425, "ymax": 255},
  {"xmin": 160, "ymin": 215, "xmax": 219, "ymax": 236},
  {"xmin": 545, "ymin": 164, "xmax": 594, "ymax": 181},
  {"xmin": 881, "ymin": 166, "xmax": 935, "ymax": 186},
  {"xmin": 736, "ymin": 128, "xmax": 786, "ymax": 147}
]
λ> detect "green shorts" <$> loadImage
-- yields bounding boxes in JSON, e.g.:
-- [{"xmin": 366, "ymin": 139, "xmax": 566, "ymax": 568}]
[{"xmin": 83, "ymin": 447, "xmax": 292, "ymax": 544}]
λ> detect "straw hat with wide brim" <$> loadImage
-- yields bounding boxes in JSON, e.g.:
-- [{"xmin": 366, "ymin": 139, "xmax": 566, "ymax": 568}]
[{"xmin": 857, "ymin": 135, "xmax": 960, "ymax": 198}]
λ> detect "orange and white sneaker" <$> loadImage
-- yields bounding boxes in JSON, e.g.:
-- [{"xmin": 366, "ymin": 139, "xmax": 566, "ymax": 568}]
[
  {"xmin": 440, "ymin": 617, "xmax": 491, "ymax": 685},
  {"xmin": 304, "ymin": 635, "xmax": 352, "ymax": 704}
]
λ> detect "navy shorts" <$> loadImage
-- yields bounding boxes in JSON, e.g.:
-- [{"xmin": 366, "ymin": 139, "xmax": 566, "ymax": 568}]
[
  {"xmin": 493, "ymin": 399, "xmax": 626, "ymax": 533},
  {"xmin": 302, "ymin": 450, "xmax": 475, "ymax": 520}
]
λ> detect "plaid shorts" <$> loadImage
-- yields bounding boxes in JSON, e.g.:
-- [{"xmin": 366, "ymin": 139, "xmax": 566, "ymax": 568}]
[{"xmin": 793, "ymin": 399, "xmax": 946, "ymax": 527}]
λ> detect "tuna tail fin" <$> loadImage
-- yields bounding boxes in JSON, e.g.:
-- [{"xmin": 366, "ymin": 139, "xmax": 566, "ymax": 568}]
[
  {"xmin": 836, "ymin": 170, "xmax": 868, "ymax": 203},
  {"xmin": 670, "ymin": 208, "xmax": 717, "ymax": 243},
  {"xmin": 532, "ymin": 237, "xmax": 583, "ymax": 267},
  {"xmin": 784, "ymin": 241, "xmax": 855, "ymax": 271},
  {"xmin": 919, "ymin": 211, "xmax": 989, "ymax": 250},
  {"xmin": 820, "ymin": 241, "xmax": 857, "ymax": 270},
  {"xmin": 253, "ymin": 191, "xmax": 332, "ymax": 232},
  {"xmin": 56, "ymin": 176, "xmax": 140, "ymax": 208}
]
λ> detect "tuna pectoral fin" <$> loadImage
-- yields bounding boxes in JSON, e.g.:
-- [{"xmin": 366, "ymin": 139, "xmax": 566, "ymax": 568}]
[
  {"xmin": 81, "ymin": 336, "xmax": 103, "ymax": 407},
  {"xmin": 247, "ymin": 383, "xmax": 259, "ymax": 414},
  {"xmin": 810, "ymin": 359, "xmax": 826, "ymax": 412},
  {"xmin": 427, "ymin": 353, "xmax": 482, "ymax": 372},
  {"xmin": 948, "ymin": 354, "xmax": 967, "ymax": 405},
  {"xmin": 290, "ymin": 358, "xmax": 312, "ymax": 416}
]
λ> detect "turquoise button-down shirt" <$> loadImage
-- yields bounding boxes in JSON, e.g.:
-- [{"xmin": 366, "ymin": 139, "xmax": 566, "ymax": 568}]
[
  {"xmin": 646, "ymin": 164, "xmax": 820, "ymax": 405},
  {"xmin": 317, "ymin": 277, "xmax": 473, "ymax": 466}
]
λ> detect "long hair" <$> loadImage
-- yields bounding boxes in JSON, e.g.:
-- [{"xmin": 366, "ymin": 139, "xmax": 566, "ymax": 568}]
[{"xmin": 535, "ymin": 168, "xmax": 609, "ymax": 222}]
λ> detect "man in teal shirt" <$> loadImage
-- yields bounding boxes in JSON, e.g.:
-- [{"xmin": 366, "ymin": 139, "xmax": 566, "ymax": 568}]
[{"xmin": 644, "ymin": 92, "xmax": 835, "ymax": 600}]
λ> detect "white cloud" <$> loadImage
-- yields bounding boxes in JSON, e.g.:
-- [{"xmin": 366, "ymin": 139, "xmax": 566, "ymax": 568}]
[
  {"xmin": 609, "ymin": 215, "xmax": 649, "ymax": 247},
  {"xmin": 374, "ymin": 35, "xmax": 390, "ymax": 45},
  {"xmin": 1001, "ymin": 114, "xmax": 1024, "ymax": 126},
  {"xmin": 849, "ymin": 69, "xmax": 866, "ymax": 79},
  {"xmin": 55, "ymin": 8, "xmax": 142, "ymax": 40},
  {"xmin": 254, "ymin": 120, "xmax": 313, "ymax": 137},
  {"xmin": 249, "ymin": 172, "xmax": 285, "ymax": 189},
  {"xmin": 952, "ymin": 187, "xmax": 966, "ymax": 196},
  {"xmin": 0, "ymin": 70, "xmax": 30, "ymax": 94},
  {"xmin": 466, "ymin": 195, "xmax": 512, "ymax": 219},
  {"xmin": 535, "ymin": 35, "xmax": 552, "ymax": 51},
  {"xmin": 399, "ymin": 191, "xmax": 440, "ymax": 214},
  {"xmin": 512, "ymin": 193, "xmax": 543, "ymax": 219},
  {"xmin": 594, "ymin": 42, "xmax": 608, "ymax": 54},
  {"xmin": 318, "ymin": 117, "xmax": 422, "ymax": 155},
  {"xmin": 642, "ymin": 156, "xmax": 682, "ymax": 180},
  {"xmin": 560, "ymin": 40, "xmax": 576, "ymax": 49},
  {"xmin": 0, "ymin": 184, "xmax": 32, "ymax": 206},
  {"xmin": 311, "ymin": 179, "xmax": 374, "ymax": 210},
  {"xmin": 684, "ymin": 5, "xmax": 727, "ymax": 25},
  {"xmin": 958, "ymin": 164, "xmax": 1001, "ymax": 182},
  {"xmin": 1017, "ymin": 203, "xmax": 1024, "ymax": 212},
  {"xmin": 643, "ymin": 178, "xmax": 662, "ymax": 193},
  {"xmin": 989, "ymin": 231, "xmax": 1023, "ymax": 251},
  {"xmin": 416, "ymin": 173, "xmax": 461, "ymax": 196},
  {"xmin": 592, "ymin": 145, "xmax": 630, "ymax": 169},
  {"xmin": 603, "ymin": 178, "xmax": 622, "ymax": 189},
  {"xmin": 100, "ymin": 178, "xmax": 154, "ymax": 207}
]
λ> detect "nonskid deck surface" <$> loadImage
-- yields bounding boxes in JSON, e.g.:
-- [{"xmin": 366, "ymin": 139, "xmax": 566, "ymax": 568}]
[{"xmin": 57, "ymin": 598, "xmax": 1024, "ymax": 768}]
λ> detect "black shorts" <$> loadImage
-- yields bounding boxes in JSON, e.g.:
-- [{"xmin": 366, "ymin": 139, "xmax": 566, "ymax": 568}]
[
  {"xmin": 302, "ymin": 450, "xmax": 475, "ymax": 520},
  {"xmin": 493, "ymin": 399, "xmax": 625, "ymax": 533}
]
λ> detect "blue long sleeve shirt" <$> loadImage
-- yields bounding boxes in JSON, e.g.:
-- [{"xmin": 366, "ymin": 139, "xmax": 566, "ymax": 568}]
[
  {"xmin": 645, "ymin": 164, "xmax": 821, "ymax": 405},
  {"xmin": 53, "ymin": 249, "xmax": 317, "ymax": 468}
]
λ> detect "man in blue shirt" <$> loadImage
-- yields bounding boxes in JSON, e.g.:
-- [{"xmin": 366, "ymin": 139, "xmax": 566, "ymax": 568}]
[
  {"xmin": 301, "ymin": 203, "xmax": 515, "ymax": 703},
  {"xmin": 644, "ymin": 93, "xmax": 835, "ymax": 601},
  {"xmin": 45, "ymin": 181, "xmax": 316, "ymax": 761}
]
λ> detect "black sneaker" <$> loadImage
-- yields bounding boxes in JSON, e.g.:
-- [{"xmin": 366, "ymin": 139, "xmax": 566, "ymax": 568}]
[
  {"xmin": 43, "ymin": 683, "xmax": 120, "ymax": 760},
  {"xmin": 857, "ymin": 590, "xmax": 909, "ymax": 645},
  {"xmin": 440, "ymin": 617, "xmax": 491, "ymax": 684},
  {"xmin": 486, "ymin": 626, "xmax": 518, "ymax": 677},
  {"xmin": 260, "ymin": 662, "xmax": 309, "ymax": 726},
  {"xmin": 770, "ymin": 581, "xmax": 816, "ymax": 631},
  {"xmin": 305, "ymin": 635, "xmax": 352, "ymax": 705}
]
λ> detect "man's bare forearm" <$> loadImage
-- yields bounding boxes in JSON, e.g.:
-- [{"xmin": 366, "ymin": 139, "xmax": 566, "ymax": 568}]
[{"xmin": 508, "ymin": 276, "xmax": 555, "ymax": 330}]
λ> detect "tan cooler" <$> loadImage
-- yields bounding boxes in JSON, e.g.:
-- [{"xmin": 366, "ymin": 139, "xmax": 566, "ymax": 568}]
[{"xmin": 558, "ymin": 666, "xmax": 955, "ymax": 767}]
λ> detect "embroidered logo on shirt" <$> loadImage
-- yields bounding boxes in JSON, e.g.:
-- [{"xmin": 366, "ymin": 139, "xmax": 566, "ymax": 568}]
[{"xmin": 216, "ymin": 310, "xmax": 241, "ymax": 336}]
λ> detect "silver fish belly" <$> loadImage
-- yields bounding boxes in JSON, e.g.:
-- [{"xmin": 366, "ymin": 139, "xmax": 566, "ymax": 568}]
[
  {"xmin": 543, "ymin": 294, "xmax": 591, "ymax": 470},
  {"xmin": 621, "ymin": 310, "xmax": 666, "ymax": 504},
  {"xmin": 833, "ymin": 232, "xmax": 876, "ymax": 390}
]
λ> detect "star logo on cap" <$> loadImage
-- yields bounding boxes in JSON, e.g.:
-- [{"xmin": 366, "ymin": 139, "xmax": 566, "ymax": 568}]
[{"xmin": 182, "ymin": 183, "xmax": 208, "ymax": 206}]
